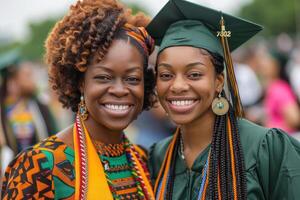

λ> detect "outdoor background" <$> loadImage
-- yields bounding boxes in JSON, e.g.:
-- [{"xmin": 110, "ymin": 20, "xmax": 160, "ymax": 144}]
[{"xmin": 1, "ymin": 0, "xmax": 300, "ymax": 151}]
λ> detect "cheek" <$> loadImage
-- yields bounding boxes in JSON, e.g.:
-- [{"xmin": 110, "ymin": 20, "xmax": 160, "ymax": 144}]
[
  {"xmin": 156, "ymin": 80, "xmax": 169, "ymax": 97},
  {"xmin": 133, "ymin": 84, "xmax": 144, "ymax": 105},
  {"xmin": 84, "ymin": 83, "xmax": 106, "ymax": 103}
]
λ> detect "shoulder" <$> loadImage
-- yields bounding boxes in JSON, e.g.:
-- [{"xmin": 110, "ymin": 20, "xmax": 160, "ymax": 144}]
[
  {"xmin": 148, "ymin": 136, "xmax": 173, "ymax": 179},
  {"xmin": 237, "ymin": 119, "xmax": 273, "ymax": 170},
  {"xmin": 1, "ymin": 137, "xmax": 56, "ymax": 199},
  {"xmin": 1, "ymin": 135, "xmax": 73, "ymax": 199},
  {"xmin": 149, "ymin": 136, "xmax": 173, "ymax": 161},
  {"xmin": 4, "ymin": 135, "xmax": 68, "ymax": 174},
  {"xmin": 237, "ymin": 118, "xmax": 299, "ymax": 146},
  {"xmin": 238, "ymin": 118, "xmax": 270, "ymax": 143},
  {"xmin": 238, "ymin": 118, "xmax": 300, "ymax": 169}
]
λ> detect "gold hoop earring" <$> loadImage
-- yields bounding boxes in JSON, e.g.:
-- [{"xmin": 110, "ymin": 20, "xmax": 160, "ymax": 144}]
[
  {"xmin": 78, "ymin": 95, "xmax": 88, "ymax": 120},
  {"xmin": 212, "ymin": 92, "xmax": 229, "ymax": 116}
]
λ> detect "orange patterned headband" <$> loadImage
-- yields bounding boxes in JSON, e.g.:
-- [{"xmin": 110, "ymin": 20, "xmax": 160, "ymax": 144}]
[{"xmin": 122, "ymin": 23, "xmax": 155, "ymax": 56}]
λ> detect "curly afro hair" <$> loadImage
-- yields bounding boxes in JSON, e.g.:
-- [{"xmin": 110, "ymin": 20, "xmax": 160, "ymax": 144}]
[{"xmin": 45, "ymin": 0, "xmax": 156, "ymax": 112}]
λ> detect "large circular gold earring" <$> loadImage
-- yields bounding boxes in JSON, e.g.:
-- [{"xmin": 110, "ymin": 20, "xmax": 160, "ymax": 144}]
[
  {"xmin": 212, "ymin": 92, "xmax": 229, "ymax": 116},
  {"xmin": 78, "ymin": 95, "xmax": 88, "ymax": 120}
]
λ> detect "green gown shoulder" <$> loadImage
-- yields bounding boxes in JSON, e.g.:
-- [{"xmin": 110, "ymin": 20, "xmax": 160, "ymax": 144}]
[{"xmin": 148, "ymin": 119, "xmax": 300, "ymax": 200}]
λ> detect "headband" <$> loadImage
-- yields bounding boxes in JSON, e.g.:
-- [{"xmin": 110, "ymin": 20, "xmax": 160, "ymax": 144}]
[{"xmin": 123, "ymin": 23, "xmax": 155, "ymax": 56}]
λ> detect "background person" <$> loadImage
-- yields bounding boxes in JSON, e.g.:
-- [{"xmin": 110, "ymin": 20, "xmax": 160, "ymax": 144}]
[{"xmin": 0, "ymin": 49, "xmax": 57, "ymax": 156}]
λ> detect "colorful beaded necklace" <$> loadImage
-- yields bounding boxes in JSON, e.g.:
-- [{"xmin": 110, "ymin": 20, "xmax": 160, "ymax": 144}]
[
  {"xmin": 93, "ymin": 140, "xmax": 125, "ymax": 157},
  {"xmin": 73, "ymin": 115, "xmax": 154, "ymax": 200},
  {"xmin": 95, "ymin": 135, "xmax": 151, "ymax": 200}
]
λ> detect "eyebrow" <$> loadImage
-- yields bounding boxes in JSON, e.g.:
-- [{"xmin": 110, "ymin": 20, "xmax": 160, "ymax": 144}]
[
  {"xmin": 157, "ymin": 62, "xmax": 205, "ymax": 69},
  {"xmin": 125, "ymin": 66, "xmax": 143, "ymax": 73},
  {"xmin": 93, "ymin": 65, "xmax": 142, "ymax": 73},
  {"xmin": 93, "ymin": 65, "xmax": 113, "ymax": 72}
]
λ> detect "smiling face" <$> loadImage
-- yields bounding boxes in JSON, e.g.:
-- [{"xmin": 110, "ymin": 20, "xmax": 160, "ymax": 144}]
[
  {"xmin": 82, "ymin": 39, "xmax": 144, "ymax": 132},
  {"xmin": 156, "ymin": 46, "xmax": 224, "ymax": 125}
]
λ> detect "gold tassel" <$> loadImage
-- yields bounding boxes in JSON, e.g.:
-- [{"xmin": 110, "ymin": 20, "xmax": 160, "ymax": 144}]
[{"xmin": 218, "ymin": 16, "xmax": 244, "ymax": 117}]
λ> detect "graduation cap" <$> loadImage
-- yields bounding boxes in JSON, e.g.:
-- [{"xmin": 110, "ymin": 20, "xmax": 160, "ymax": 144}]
[
  {"xmin": 147, "ymin": 0, "xmax": 263, "ymax": 55},
  {"xmin": 146, "ymin": 0, "xmax": 263, "ymax": 117},
  {"xmin": 0, "ymin": 49, "xmax": 21, "ymax": 77}
]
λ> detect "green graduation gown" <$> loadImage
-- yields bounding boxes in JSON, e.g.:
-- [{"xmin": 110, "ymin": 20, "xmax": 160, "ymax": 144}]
[{"xmin": 148, "ymin": 119, "xmax": 300, "ymax": 200}]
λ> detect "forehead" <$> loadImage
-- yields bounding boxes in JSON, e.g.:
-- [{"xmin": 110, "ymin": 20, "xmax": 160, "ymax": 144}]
[
  {"xmin": 87, "ymin": 39, "xmax": 144, "ymax": 73},
  {"xmin": 96, "ymin": 39, "xmax": 143, "ymax": 62},
  {"xmin": 157, "ymin": 46, "xmax": 212, "ymax": 65}
]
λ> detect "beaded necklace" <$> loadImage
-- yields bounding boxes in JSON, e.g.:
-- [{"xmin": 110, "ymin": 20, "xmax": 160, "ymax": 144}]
[
  {"xmin": 96, "ymin": 135, "xmax": 149, "ymax": 200},
  {"xmin": 73, "ymin": 115, "xmax": 154, "ymax": 200},
  {"xmin": 93, "ymin": 140, "xmax": 125, "ymax": 157}
]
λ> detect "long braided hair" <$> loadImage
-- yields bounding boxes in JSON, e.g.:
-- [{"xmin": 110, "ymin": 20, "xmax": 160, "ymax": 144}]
[{"xmin": 207, "ymin": 51, "xmax": 247, "ymax": 200}]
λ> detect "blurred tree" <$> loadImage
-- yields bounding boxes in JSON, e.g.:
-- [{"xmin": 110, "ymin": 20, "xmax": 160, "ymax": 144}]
[
  {"xmin": 21, "ymin": 19, "xmax": 57, "ymax": 61},
  {"xmin": 0, "ymin": 19, "xmax": 58, "ymax": 62},
  {"xmin": 126, "ymin": 3, "xmax": 149, "ymax": 15},
  {"xmin": 0, "ymin": 42, "xmax": 22, "ymax": 54},
  {"xmin": 0, "ymin": 2, "xmax": 150, "ymax": 61},
  {"xmin": 239, "ymin": 0, "xmax": 300, "ymax": 36}
]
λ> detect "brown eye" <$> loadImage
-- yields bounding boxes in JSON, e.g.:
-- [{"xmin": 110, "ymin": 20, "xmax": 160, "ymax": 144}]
[
  {"xmin": 159, "ymin": 73, "xmax": 173, "ymax": 81},
  {"xmin": 187, "ymin": 72, "xmax": 202, "ymax": 80},
  {"xmin": 125, "ymin": 76, "xmax": 141, "ymax": 85},
  {"xmin": 94, "ymin": 75, "xmax": 112, "ymax": 82}
]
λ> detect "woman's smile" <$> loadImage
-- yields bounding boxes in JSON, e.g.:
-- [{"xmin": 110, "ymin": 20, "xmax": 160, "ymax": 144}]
[
  {"xmin": 101, "ymin": 103, "xmax": 133, "ymax": 117},
  {"xmin": 166, "ymin": 98, "xmax": 199, "ymax": 114}
]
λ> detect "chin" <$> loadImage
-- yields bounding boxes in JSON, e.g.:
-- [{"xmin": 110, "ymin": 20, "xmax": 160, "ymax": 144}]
[
  {"xmin": 170, "ymin": 116, "xmax": 194, "ymax": 126},
  {"xmin": 105, "ymin": 121, "xmax": 131, "ymax": 132}
]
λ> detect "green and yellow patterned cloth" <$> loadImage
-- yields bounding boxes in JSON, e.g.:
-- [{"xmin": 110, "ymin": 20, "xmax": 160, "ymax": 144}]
[{"xmin": 1, "ymin": 135, "xmax": 146, "ymax": 199}]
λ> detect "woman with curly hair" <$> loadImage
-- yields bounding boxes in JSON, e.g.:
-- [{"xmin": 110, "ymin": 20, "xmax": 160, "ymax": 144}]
[{"xmin": 1, "ymin": 0, "xmax": 156, "ymax": 199}]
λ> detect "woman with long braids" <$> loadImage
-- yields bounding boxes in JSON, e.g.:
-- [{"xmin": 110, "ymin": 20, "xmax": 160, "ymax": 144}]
[
  {"xmin": 1, "ymin": 0, "xmax": 156, "ymax": 199},
  {"xmin": 147, "ymin": 0, "xmax": 300, "ymax": 199}
]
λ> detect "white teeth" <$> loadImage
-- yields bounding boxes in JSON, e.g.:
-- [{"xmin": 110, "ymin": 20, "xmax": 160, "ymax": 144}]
[
  {"xmin": 171, "ymin": 100, "xmax": 194, "ymax": 106},
  {"xmin": 105, "ymin": 104, "xmax": 130, "ymax": 111}
]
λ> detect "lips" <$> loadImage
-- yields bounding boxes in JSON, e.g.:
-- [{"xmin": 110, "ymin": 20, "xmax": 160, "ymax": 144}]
[
  {"xmin": 105, "ymin": 104, "xmax": 130, "ymax": 111},
  {"xmin": 101, "ymin": 103, "xmax": 133, "ymax": 117},
  {"xmin": 166, "ymin": 98, "xmax": 199, "ymax": 114}
]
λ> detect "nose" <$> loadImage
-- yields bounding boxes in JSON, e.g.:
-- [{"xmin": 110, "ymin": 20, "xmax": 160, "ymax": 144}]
[
  {"xmin": 170, "ymin": 75, "xmax": 189, "ymax": 94},
  {"xmin": 108, "ymin": 79, "xmax": 129, "ymax": 97}
]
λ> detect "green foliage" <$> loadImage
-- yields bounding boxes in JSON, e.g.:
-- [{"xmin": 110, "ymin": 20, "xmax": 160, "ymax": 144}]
[
  {"xmin": 21, "ymin": 19, "xmax": 58, "ymax": 61},
  {"xmin": 0, "ymin": 2, "xmax": 150, "ymax": 62},
  {"xmin": 239, "ymin": 0, "xmax": 300, "ymax": 36},
  {"xmin": 0, "ymin": 42, "xmax": 22, "ymax": 55},
  {"xmin": 126, "ymin": 3, "xmax": 149, "ymax": 15},
  {"xmin": 0, "ymin": 19, "xmax": 58, "ymax": 62}
]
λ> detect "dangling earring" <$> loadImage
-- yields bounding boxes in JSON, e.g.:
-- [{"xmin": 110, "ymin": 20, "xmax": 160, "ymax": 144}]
[
  {"xmin": 212, "ymin": 92, "xmax": 229, "ymax": 116},
  {"xmin": 78, "ymin": 95, "xmax": 88, "ymax": 120}
]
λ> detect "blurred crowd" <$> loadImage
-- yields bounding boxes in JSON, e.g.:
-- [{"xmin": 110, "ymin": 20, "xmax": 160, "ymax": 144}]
[
  {"xmin": 1, "ymin": 33, "xmax": 300, "ymax": 175},
  {"xmin": 233, "ymin": 34, "xmax": 300, "ymax": 138}
]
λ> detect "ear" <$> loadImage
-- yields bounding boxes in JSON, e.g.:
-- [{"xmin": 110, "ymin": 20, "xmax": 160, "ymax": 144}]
[
  {"xmin": 79, "ymin": 79, "xmax": 84, "ymax": 94},
  {"xmin": 215, "ymin": 72, "xmax": 224, "ymax": 93}
]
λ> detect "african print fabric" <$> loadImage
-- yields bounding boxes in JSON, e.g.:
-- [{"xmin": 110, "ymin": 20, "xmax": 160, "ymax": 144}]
[{"xmin": 1, "ymin": 135, "xmax": 149, "ymax": 199}]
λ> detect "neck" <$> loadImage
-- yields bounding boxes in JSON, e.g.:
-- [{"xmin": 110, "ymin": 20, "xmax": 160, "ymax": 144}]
[
  {"xmin": 181, "ymin": 112, "xmax": 215, "ymax": 151},
  {"xmin": 180, "ymin": 111, "xmax": 215, "ymax": 168},
  {"xmin": 82, "ymin": 116, "xmax": 123, "ymax": 144}
]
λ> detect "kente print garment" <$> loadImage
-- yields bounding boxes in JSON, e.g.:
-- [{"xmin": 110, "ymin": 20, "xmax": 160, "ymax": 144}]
[{"xmin": 1, "ymin": 135, "xmax": 147, "ymax": 199}]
